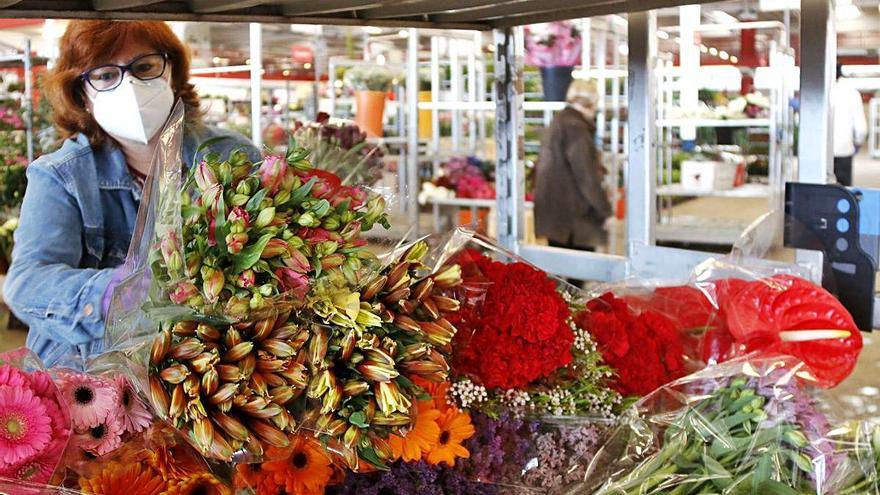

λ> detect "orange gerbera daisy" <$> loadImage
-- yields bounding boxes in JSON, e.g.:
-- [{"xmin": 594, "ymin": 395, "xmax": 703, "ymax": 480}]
[
  {"xmin": 161, "ymin": 472, "xmax": 232, "ymax": 495},
  {"xmin": 79, "ymin": 461, "xmax": 167, "ymax": 495},
  {"xmin": 388, "ymin": 400, "xmax": 442, "ymax": 462},
  {"xmin": 234, "ymin": 462, "xmax": 280, "ymax": 495},
  {"xmin": 413, "ymin": 377, "xmax": 452, "ymax": 412},
  {"xmin": 425, "ymin": 408, "xmax": 475, "ymax": 467},
  {"xmin": 262, "ymin": 435, "xmax": 335, "ymax": 495},
  {"xmin": 145, "ymin": 442, "xmax": 206, "ymax": 481}
]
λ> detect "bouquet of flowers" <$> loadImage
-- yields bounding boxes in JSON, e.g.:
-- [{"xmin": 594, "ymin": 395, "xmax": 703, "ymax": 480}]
[
  {"xmin": 524, "ymin": 21, "xmax": 582, "ymax": 67},
  {"xmin": 588, "ymin": 355, "xmax": 850, "ymax": 495},
  {"xmin": 292, "ymin": 112, "xmax": 385, "ymax": 187},
  {"xmin": 441, "ymin": 232, "xmax": 622, "ymax": 420},
  {"xmin": 0, "ymin": 348, "xmax": 71, "ymax": 487},
  {"xmin": 619, "ymin": 261, "xmax": 862, "ymax": 388},
  {"xmin": 145, "ymin": 133, "xmax": 389, "ymax": 325},
  {"xmin": 428, "ymin": 156, "xmax": 495, "ymax": 200}
]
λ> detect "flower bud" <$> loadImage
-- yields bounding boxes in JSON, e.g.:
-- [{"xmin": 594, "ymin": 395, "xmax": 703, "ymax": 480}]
[
  {"xmin": 160, "ymin": 363, "xmax": 190, "ymax": 384},
  {"xmin": 343, "ymin": 425, "xmax": 361, "ymax": 450},
  {"xmin": 201, "ymin": 368, "xmax": 220, "ymax": 396},
  {"xmin": 261, "ymin": 238, "xmax": 289, "ymax": 259},
  {"xmin": 230, "ymin": 193, "xmax": 250, "ymax": 206},
  {"xmin": 374, "ymin": 381, "xmax": 411, "ymax": 416},
  {"xmin": 357, "ymin": 363, "xmax": 399, "ymax": 383},
  {"xmin": 273, "ymin": 189, "xmax": 291, "ymax": 205},
  {"xmin": 224, "ymin": 342, "xmax": 254, "ymax": 362},
  {"xmin": 185, "ymin": 252, "xmax": 202, "ymax": 278},
  {"xmin": 169, "ymin": 338, "xmax": 205, "ymax": 361},
  {"xmin": 151, "ymin": 328, "xmax": 172, "ymax": 366},
  {"xmin": 226, "ymin": 232, "xmax": 249, "ymax": 255},
  {"xmin": 259, "ymin": 155, "xmax": 288, "ymax": 194},
  {"xmin": 249, "ymin": 419, "xmax": 290, "ymax": 448},
  {"xmin": 321, "ymin": 253, "xmax": 346, "ymax": 269},
  {"xmin": 320, "ymin": 383, "xmax": 344, "ymax": 414},
  {"xmin": 202, "ymin": 268, "xmax": 225, "ymax": 304},
  {"xmin": 213, "ymin": 412, "xmax": 249, "ymax": 442},
  {"xmin": 225, "ymin": 296, "xmax": 251, "ymax": 318},
  {"xmin": 169, "ymin": 384, "xmax": 186, "ymax": 419},
  {"xmin": 237, "ymin": 269, "xmax": 256, "ymax": 288},
  {"xmin": 194, "ymin": 161, "xmax": 217, "ymax": 191},
  {"xmin": 235, "ymin": 180, "xmax": 252, "ymax": 196},
  {"xmin": 150, "ymin": 376, "xmax": 170, "ymax": 417},
  {"xmin": 219, "ymin": 161, "xmax": 233, "ymax": 184},
  {"xmin": 297, "ymin": 212, "xmax": 318, "ymax": 227},
  {"xmin": 322, "ymin": 216, "xmax": 340, "ymax": 231},
  {"xmin": 343, "ymin": 380, "xmax": 370, "ymax": 397},
  {"xmin": 169, "ymin": 281, "xmax": 199, "ymax": 305},
  {"xmin": 190, "ymin": 351, "xmax": 219, "ymax": 374},
  {"xmin": 254, "ymin": 207, "xmax": 276, "ymax": 229},
  {"xmin": 209, "ymin": 383, "xmax": 238, "ymax": 405}
]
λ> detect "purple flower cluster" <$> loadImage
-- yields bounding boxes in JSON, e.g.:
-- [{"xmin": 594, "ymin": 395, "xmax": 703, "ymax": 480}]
[{"xmin": 332, "ymin": 412, "xmax": 608, "ymax": 495}]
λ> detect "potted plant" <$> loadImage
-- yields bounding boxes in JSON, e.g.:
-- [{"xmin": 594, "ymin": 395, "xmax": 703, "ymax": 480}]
[
  {"xmin": 524, "ymin": 21, "xmax": 582, "ymax": 101},
  {"xmin": 344, "ymin": 64, "xmax": 394, "ymax": 137}
]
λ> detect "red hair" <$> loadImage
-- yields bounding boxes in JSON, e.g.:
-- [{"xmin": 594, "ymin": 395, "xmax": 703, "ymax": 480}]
[{"xmin": 43, "ymin": 20, "xmax": 201, "ymax": 146}]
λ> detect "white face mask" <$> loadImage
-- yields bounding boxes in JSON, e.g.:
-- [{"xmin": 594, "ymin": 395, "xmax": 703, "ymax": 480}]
[{"xmin": 90, "ymin": 74, "xmax": 174, "ymax": 144}]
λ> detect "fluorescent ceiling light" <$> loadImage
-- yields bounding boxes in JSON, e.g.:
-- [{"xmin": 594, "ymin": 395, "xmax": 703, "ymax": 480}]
[
  {"xmin": 708, "ymin": 47, "xmax": 718, "ymax": 55},
  {"xmin": 656, "ymin": 30, "xmax": 669, "ymax": 39},
  {"xmin": 719, "ymin": 50, "xmax": 729, "ymax": 60},
  {"xmin": 700, "ymin": 44, "xmax": 708, "ymax": 53},
  {"xmin": 836, "ymin": 4, "xmax": 861, "ymax": 19},
  {"xmin": 362, "ymin": 26, "xmax": 383, "ymax": 35},
  {"xmin": 759, "ymin": 0, "xmax": 799, "ymax": 11},
  {"xmin": 730, "ymin": 55, "xmax": 738, "ymax": 63}
]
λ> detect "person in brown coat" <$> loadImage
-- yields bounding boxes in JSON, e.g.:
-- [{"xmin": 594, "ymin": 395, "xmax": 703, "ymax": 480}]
[{"xmin": 535, "ymin": 79, "xmax": 611, "ymax": 251}]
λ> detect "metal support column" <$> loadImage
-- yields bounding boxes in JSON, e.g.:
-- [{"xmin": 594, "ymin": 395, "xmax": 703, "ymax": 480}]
[
  {"xmin": 796, "ymin": 0, "xmax": 835, "ymax": 279},
  {"xmin": 23, "ymin": 39, "xmax": 33, "ymax": 163},
  {"xmin": 494, "ymin": 28, "xmax": 524, "ymax": 251},
  {"xmin": 450, "ymin": 39, "xmax": 462, "ymax": 151},
  {"xmin": 406, "ymin": 28, "xmax": 420, "ymax": 235},
  {"xmin": 798, "ymin": 0, "xmax": 835, "ymax": 184},
  {"xmin": 249, "ymin": 23, "xmax": 263, "ymax": 149},
  {"xmin": 626, "ymin": 11, "xmax": 657, "ymax": 255}
]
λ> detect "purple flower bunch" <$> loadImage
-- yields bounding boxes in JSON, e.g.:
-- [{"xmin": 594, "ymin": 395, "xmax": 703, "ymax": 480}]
[
  {"xmin": 524, "ymin": 21, "xmax": 582, "ymax": 67},
  {"xmin": 292, "ymin": 112, "xmax": 385, "ymax": 186},
  {"xmin": 0, "ymin": 107, "xmax": 24, "ymax": 131}
]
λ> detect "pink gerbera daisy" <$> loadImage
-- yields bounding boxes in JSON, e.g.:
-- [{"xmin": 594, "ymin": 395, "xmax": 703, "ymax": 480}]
[
  {"xmin": 25, "ymin": 371, "xmax": 56, "ymax": 400},
  {"xmin": 0, "ymin": 445, "xmax": 60, "ymax": 485},
  {"xmin": 57, "ymin": 372, "xmax": 117, "ymax": 430},
  {"xmin": 114, "ymin": 375, "xmax": 152, "ymax": 435},
  {"xmin": 0, "ymin": 385, "xmax": 52, "ymax": 466},
  {"xmin": 77, "ymin": 415, "xmax": 123, "ymax": 457},
  {"xmin": 0, "ymin": 365, "xmax": 28, "ymax": 388}
]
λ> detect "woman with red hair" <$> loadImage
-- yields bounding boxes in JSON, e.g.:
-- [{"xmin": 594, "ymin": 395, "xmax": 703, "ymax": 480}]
[{"xmin": 3, "ymin": 21, "xmax": 258, "ymax": 366}]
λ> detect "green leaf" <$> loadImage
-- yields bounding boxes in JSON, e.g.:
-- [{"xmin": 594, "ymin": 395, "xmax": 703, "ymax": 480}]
[
  {"xmin": 703, "ymin": 454, "xmax": 732, "ymax": 489},
  {"xmin": 357, "ymin": 446, "xmax": 388, "ymax": 471},
  {"xmin": 193, "ymin": 136, "xmax": 230, "ymax": 168},
  {"xmin": 755, "ymin": 479, "xmax": 802, "ymax": 495},
  {"xmin": 246, "ymin": 188, "xmax": 268, "ymax": 213},
  {"xmin": 214, "ymin": 192, "xmax": 228, "ymax": 252},
  {"xmin": 232, "ymin": 233, "xmax": 273, "ymax": 272},
  {"xmin": 290, "ymin": 176, "xmax": 317, "ymax": 205},
  {"xmin": 348, "ymin": 411, "xmax": 368, "ymax": 428},
  {"xmin": 181, "ymin": 205, "xmax": 201, "ymax": 219},
  {"xmin": 752, "ymin": 455, "xmax": 772, "ymax": 492}
]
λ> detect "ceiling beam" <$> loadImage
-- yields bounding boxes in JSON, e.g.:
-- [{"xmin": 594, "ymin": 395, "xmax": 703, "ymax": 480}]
[
  {"xmin": 490, "ymin": 0, "xmax": 721, "ymax": 28},
  {"xmin": 187, "ymin": 0, "xmax": 266, "ymax": 14},
  {"xmin": 281, "ymin": 0, "xmax": 385, "ymax": 16},
  {"xmin": 359, "ymin": 0, "xmax": 505, "ymax": 19},
  {"xmin": 92, "ymin": 0, "xmax": 165, "ymax": 9},
  {"xmin": 432, "ymin": 0, "xmax": 622, "ymax": 23}
]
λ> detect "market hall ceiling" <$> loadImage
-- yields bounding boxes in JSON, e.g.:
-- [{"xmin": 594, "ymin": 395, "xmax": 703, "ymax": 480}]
[{"xmin": 0, "ymin": 0, "xmax": 720, "ymax": 30}]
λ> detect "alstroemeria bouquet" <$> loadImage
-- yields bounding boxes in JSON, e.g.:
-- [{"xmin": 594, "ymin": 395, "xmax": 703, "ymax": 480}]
[{"xmin": 150, "ymin": 138, "xmax": 389, "ymax": 322}]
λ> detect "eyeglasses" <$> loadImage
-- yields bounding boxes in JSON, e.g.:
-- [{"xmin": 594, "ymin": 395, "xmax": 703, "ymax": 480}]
[{"xmin": 81, "ymin": 52, "xmax": 168, "ymax": 92}]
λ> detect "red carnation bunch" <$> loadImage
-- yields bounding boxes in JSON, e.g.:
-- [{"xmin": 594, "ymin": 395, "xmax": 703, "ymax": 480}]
[
  {"xmin": 575, "ymin": 293, "xmax": 685, "ymax": 396},
  {"xmin": 451, "ymin": 250, "xmax": 574, "ymax": 389}
]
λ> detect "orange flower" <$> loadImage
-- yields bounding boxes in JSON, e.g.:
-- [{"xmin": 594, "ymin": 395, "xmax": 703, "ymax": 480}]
[
  {"xmin": 234, "ymin": 462, "xmax": 280, "ymax": 495},
  {"xmin": 388, "ymin": 400, "xmax": 442, "ymax": 462},
  {"xmin": 79, "ymin": 461, "xmax": 167, "ymax": 495},
  {"xmin": 262, "ymin": 435, "xmax": 335, "ymax": 495},
  {"xmin": 161, "ymin": 472, "xmax": 232, "ymax": 495},
  {"xmin": 145, "ymin": 443, "xmax": 206, "ymax": 481},
  {"xmin": 425, "ymin": 408, "xmax": 475, "ymax": 467},
  {"xmin": 413, "ymin": 377, "xmax": 452, "ymax": 412}
]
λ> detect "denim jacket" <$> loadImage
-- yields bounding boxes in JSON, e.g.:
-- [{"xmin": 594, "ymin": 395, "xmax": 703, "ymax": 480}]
[{"xmin": 3, "ymin": 125, "xmax": 259, "ymax": 366}]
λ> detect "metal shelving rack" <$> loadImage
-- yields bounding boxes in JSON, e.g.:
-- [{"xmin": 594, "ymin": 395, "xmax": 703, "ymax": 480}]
[
  {"xmin": 7, "ymin": 0, "xmax": 840, "ymax": 302},
  {"xmin": 653, "ymin": 22, "xmax": 796, "ymax": 247}
]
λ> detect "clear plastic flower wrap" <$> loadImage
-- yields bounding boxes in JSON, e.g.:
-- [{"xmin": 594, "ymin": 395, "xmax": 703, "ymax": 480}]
[
  {"xmin": 613, "ymin": 258, "xmax": 862, "ymax": 388},
  {"xmin": 0, "ymin": 479, "xmax": 82, "ymax": 495},
  {"xmin": 105, "ymin": 101, "xmax": 391, "ymax": 352},
  {"xmin": 66, "ymin": 420, "xmax": 231, "ymax": 495},
  {"xmin": 432, "ymin": 228, "xmax": 622, "ymax": 419},
  {"xmin": 0, "ymin": 348, "xmax": 71, "ymax": 489},
  {"xmin": 585, "ymin": 354, "xmax": 861, "ymax": 495}
]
